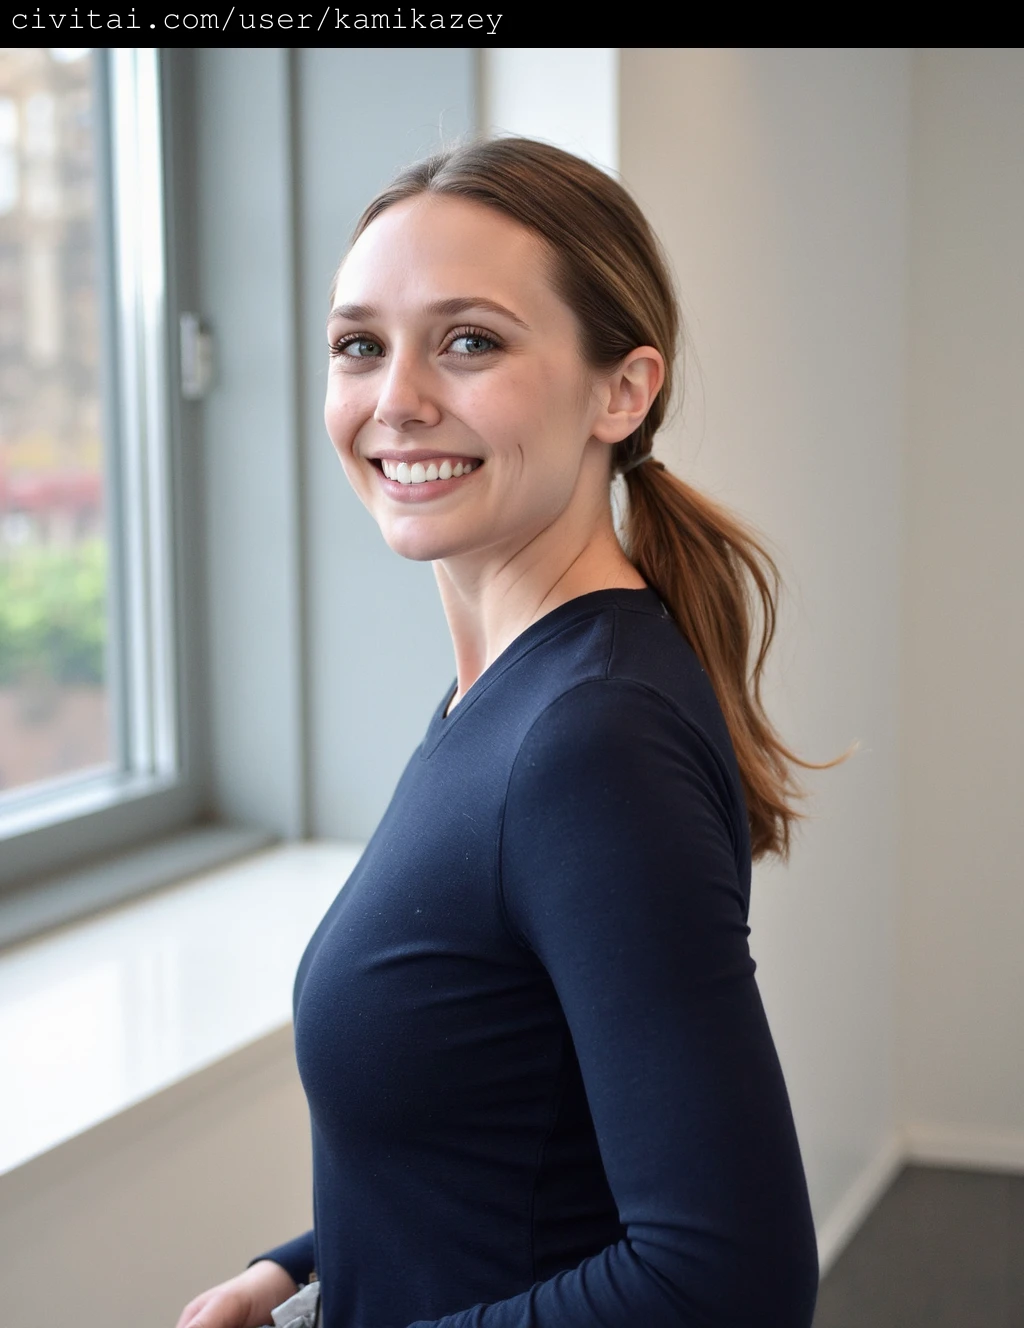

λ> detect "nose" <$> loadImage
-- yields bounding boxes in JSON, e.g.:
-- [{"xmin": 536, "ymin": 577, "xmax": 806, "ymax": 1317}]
[{"xmin": 373, "ymin": 350, "xmax": 442, "ymax": 432}]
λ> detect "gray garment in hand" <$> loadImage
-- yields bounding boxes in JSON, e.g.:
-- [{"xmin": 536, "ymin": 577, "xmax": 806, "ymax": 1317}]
[{"xmin": 265, "ymin": 1279, "xmax": 320, "ymax": 1328}]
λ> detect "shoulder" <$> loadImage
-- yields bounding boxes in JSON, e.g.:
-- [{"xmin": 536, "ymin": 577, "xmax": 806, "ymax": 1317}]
[
  {"xmin": 497, "ymin": 675, "xmax": 753, "ymax": 960},
  {"xmin": 508, "ymin": 590, "xmax": 740, "ymax": 795},
  {"xmin": 508, "ymin": 676, "xmax": 742, "ymax": 846},
  {"xmin": 499, "ymin": 676, "xmax": 751, "ymax": 917}
]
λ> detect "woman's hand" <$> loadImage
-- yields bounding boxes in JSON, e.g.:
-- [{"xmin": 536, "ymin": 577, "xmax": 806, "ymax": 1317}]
[{"xmin": 174, "ymin": 1260, "xmax": 299, "ymax": 1328}]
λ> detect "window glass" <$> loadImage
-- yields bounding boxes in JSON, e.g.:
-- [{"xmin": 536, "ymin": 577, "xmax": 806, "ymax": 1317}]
[{"xmin": 0, "ymin": 49, "xmax": 111, "ymax": 797}]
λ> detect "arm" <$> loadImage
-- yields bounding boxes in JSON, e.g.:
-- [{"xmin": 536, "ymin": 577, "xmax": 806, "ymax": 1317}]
[
  {"xmin": 247, "ymin": 1229, "xmax": 316, "ymax": 1287},
  {"xmin": 406, "ymin": 680, "xmax": 818, "ymax": 1328}
]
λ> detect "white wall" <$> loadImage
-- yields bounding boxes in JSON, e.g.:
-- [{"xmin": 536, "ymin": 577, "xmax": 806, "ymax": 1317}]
[
  {"xmin": 900, "ymin": 49, "xmax": 1024, "ymax": 1165},
  {"xmin": 481, "ymin": 48, "xmax": 618, "ymax": 173},
  {"xmin": 619, "ymin": 49, "xmax": 910, "ymax": 1256}
]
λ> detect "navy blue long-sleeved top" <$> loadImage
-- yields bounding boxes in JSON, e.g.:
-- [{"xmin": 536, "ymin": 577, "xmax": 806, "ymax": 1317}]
[{"xmin": 255, "ymin": 587, "xmax": 819, "ymax": 1327}]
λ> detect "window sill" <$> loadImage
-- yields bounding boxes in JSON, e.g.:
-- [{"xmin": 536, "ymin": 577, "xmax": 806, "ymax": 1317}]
[
  {"xmin": 0, "ymin": 840, "xmax": 363, "ymax": 1183},
  {"xmin": 0, "ymin": 822, "xmax": 282, "ymax": 950},
  {"xmin": 0, "ymin": 769, "xmax": 177, "ymax": 843}
]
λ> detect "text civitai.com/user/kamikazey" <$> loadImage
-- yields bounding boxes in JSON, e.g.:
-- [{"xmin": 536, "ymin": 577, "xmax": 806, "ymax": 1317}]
[{"xmin": 9, "ymin": 6, "xmax": 504, "ymax": 32}]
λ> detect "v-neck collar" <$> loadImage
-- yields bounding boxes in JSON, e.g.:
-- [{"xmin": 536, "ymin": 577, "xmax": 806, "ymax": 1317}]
[{"xmin": 420, "ymin": 586, "xmax": 666, "ymax": 756}]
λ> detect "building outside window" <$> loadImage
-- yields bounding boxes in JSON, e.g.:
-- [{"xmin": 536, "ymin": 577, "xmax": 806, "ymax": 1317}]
[
  {"xmin": 0, "ymin": 48, "xmax": 110, "ymax": 795},
  {"xmin": 0, "ymin": 48, "xmax": 187, "ymax": 902}
]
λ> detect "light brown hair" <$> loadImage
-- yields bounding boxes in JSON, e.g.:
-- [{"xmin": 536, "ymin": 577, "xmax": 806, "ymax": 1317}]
[{"xmin": 350, "ymin": 136, "xmax": 855, "ymax": 863}]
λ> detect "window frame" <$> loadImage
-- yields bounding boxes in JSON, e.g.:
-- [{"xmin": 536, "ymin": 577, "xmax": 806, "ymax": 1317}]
[{"xmin": 0, "ymin": 48, "xmax": 206, "ymax": 898}]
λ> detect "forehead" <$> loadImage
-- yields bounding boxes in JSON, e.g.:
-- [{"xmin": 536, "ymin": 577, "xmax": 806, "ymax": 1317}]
[{"xmin": 332, "ymin": 194, "xmax": 563, "ymax": 315}]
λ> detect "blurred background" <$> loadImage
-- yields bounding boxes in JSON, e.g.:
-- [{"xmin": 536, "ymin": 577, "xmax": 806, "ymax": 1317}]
[
  {"xmin": 0, "ymin": 47, "xmax": 1020, "ymax": 1327},
  {"xmin": 0, "ymin": 49, "xmax": 108, "ymax": 793}
]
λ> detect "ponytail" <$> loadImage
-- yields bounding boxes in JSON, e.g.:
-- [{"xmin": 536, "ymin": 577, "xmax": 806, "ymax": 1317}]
[{"xmin": 622, "ymin": 455, "xmax": 857, "ymax": 862}]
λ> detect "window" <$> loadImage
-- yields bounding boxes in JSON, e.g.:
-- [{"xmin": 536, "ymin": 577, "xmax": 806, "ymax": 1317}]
[{"xmin": 0, "ymin": 49, "xmax": 194, "ymax": 896}]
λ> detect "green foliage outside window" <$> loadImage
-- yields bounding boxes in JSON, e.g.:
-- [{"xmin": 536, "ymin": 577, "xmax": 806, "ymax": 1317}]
[{"xmin": 0, "ymin": 540, "xmax": 107, "ymax": 686}]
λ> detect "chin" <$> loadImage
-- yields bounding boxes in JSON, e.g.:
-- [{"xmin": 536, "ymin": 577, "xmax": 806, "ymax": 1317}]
[{"xmin": 380, "ymin": 519, "xmax": 464, "ymax": 564}]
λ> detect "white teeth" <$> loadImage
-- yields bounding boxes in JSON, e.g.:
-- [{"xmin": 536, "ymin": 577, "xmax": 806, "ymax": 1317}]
[{"xmin": 382, "ymin": 458, "xmax": 480, "ymax": 485}]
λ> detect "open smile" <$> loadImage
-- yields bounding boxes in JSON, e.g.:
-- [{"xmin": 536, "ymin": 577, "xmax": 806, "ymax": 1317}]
[
  {"xmin": 377, "ymin": 457, "xmax": 482, "ymax": 485},
  {"xmin": 368, "ymin": 454, "xmax": 484, "ymax": 501}
]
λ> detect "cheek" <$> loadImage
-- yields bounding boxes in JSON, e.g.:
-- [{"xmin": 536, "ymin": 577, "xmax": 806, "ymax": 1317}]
[
  {"xmin": 470, "ymin": 361, "xmax": 581, "ymax": 453},
  {"xmin": 324, "ymin": 381, "xmax": 369, "ymax": 459},
  {"xmin": 492, "ymin": 362, "xmax": 593, "ymax": 476}
]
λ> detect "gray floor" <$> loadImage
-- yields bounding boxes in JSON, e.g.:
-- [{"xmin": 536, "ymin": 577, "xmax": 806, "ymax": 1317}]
[{"xmin": 813, "ymin": 1164, "xmax": 1024, "ymax": 1328}]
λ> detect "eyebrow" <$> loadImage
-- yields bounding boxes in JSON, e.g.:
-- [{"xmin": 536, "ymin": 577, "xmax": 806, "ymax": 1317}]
[{"xmin": 326, "ymin": 296, "xmax": 531, "ymax": 332}]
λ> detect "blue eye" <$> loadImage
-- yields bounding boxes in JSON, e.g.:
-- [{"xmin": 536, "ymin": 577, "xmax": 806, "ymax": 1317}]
[
  {"xmin": 339, "ymin": 337, "xmax": 383, "ymax": 358},
  {"xmin": 449, "ymin": 333, "xmax": 497, "ymax": 356}
]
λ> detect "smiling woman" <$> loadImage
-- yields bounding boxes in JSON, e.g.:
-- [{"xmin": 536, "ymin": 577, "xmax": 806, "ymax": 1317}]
[
  {"xmin": 176, "ymin": 136, "xmax": 848, "ymax": 1328},
  {"xmin": 322, "ymin": 192, "xmax": 660, "ymax": 603}
]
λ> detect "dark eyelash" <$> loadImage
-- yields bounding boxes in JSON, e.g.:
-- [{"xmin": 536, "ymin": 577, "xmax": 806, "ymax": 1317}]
[
  {"xmin": 444, "ymin": 325, "xmax": 503, "ymax": 353},
  {"xmin": 328, "ymin": 325, "xmax": 503, "ymax": 359},
  {"xmin": 328, "ymin": 333, "xmax": 381, "ymax": 358}
]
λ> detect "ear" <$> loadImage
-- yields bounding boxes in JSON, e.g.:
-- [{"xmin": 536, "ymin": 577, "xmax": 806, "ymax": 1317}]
[{"xmin": 591, "ymin": 346, "xmax": 666, "ymax": 446}]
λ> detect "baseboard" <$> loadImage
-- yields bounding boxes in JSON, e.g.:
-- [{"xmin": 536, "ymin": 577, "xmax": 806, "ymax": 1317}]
[
  {"xmin": 815, "ymin": 1120, "xmax": 1024, "ymax": 1277},
  {"xmin": 903, "ymin": 1120, "xmax": 1024, "ymax": 1175},
  {"xmin": 815, "ymin": 1130, "xmax": 904, "ymax": 1278}
]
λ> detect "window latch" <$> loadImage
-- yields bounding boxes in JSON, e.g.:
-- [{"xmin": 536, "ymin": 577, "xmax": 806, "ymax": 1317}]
[{"xmin": 179, "ymin": 313, "xmax": 215, "ymax": 400}]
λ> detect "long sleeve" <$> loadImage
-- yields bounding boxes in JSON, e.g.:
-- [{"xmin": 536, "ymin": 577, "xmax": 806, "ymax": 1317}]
[
  {"xmin": 405, "ymin": 679, "xmax": 819, "ymax": 1328},
  {"xmin": 249, "ymin": 1228, "xmax": 316, "ymax": 1287}
]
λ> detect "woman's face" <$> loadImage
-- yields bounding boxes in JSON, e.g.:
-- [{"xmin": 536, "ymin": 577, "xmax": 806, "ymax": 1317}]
[{"xmin": 325, "ymin": 194, "xmax": 621, "ymax": 567}]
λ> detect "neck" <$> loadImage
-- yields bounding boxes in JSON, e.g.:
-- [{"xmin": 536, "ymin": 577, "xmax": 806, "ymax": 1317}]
[{"xmin": 434, "ymin": 489, "xmax": 645, "ymax": 713}]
